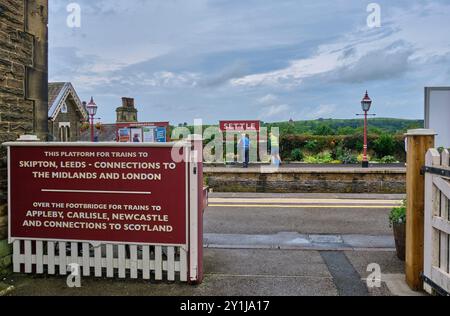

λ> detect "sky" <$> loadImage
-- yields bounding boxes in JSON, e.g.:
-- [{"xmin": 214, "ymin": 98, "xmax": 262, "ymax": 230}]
[{"xmin": 48, "ymin": 0, "xmax": 450, "ymax": 125}]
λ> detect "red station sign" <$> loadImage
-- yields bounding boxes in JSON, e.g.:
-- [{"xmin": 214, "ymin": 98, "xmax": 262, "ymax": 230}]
[
  {"xmin": 8, "ymin": 145, "xmax": 188, "ymax": 245},
  {"xmin": 219, "ymin": 120, "xmax": 261, "ymax": 132}
]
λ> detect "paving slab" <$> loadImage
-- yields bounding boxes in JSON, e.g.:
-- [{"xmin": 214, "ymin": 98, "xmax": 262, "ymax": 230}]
[
  {"xmin": 198, "ymin": 275, "xmax": 338, "ymax": 296},
  {"xmin": 344, "ymin": 251, "xmax": 425, "ymax": 296},
  {"xmin": 204, "ymin": 249, "xmax": 331, "ymax": 278},
  {"xmin": 344, "ymin": 251, "xmax": 405, "ymax": 276},
  {"xmin": 320, "ymin": 252, "xmax": 369, "ymax": 296}
]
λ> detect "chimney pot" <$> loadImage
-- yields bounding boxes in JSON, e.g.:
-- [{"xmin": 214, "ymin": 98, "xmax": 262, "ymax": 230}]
[{"xmin": 122, "ymin": 97, "xmax": 135, "ymax": 107}]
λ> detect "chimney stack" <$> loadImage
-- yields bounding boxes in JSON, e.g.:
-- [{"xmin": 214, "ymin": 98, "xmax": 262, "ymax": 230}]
[
  {"xmin": 116, "ymin": 97, "xmax": 138, "ymax": 123},
  {"xmin": 122, "ymin": 97, "xmax": 135, "ymax": 108}
]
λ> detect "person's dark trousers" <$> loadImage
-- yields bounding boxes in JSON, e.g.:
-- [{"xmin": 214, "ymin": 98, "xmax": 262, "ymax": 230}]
[{"xmin": 244, "ymin": 148, "xmax": 250, "ymax": 168}]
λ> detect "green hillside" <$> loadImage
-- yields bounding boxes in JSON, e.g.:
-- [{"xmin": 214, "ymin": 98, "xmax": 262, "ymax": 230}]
[{"xmin": 264, "ymin": 118, "xmax": 424, "ymax": 136}]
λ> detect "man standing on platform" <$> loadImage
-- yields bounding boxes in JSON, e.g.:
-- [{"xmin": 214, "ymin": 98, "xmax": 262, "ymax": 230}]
[{"xmin": 239, "ymin": 134, "xmax": 251, "ymax": 168}]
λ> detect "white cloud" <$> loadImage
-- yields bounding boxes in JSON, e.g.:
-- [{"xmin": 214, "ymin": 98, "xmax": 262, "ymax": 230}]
[
  {"xmin": 230, "ymin": 2, "xmax": 450, "ymax": 88},
  {"xmin": 306, "ymin": 104, "xmax": 337, "ymax": 119},
  {"xmin": 259, "ymin": 104, "xmax": 291, "ymax": 121},
  {"xmin": 141, "ymin": 71, "xmax": 200, "ymax": 87},
  {"xmin": 231, "ymin": 50, "xmax": 345, "ymax": 88},
  {"xmin": 257, "ymin": 94, "xmax": 278, "ymax": 105}
]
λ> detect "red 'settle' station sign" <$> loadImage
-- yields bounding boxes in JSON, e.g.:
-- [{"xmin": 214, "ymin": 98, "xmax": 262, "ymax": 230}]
[
  {"xmin": 8, "ymin": 145, "xmax": 188, "ymax": 245},
  {"xmin": 219, "ymin": 121, "xmax": 261, "ymax": 132}
]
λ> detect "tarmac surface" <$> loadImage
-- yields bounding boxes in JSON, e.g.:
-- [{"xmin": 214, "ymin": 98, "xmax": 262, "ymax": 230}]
[{"xmin": 2, "ymin": 192, "xmax": 424, "ymax": 297}]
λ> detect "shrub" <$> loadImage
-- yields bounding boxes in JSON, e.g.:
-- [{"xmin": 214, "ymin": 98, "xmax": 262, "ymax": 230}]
[
  {"xmin": 389, "ymin": 200, "xmax": 407, "ymax": 227},
  {"xmin": 331, "ymin": 142, "xmax": 345, "ymax": 160},
  {"xmin": 291, "ymin": 149, "xmax": 304, "ymax": 162},
  {"xmin": 342, "ymin": 134, "xmax": 363, "ymax": 151},
  {"xmin": 380, "ymin": 155, "xmax": 398, "ymax": 164},
  {"xmin": 374, "ymin": 134, "xmax": 396, "ymax": 158},
  {"xmin": 304, "ymin": 156, "xmax": 317, "ymax": 163},
  {"xmin": 304, "ymin": 152, "xmax": 333, "ymax": 164},
  {"xmin": 357, "ymin": 153, "xmax": 372, "ymax": 163},
  {"xmin": 339, "ymin": 149, "xmax": 358, "ymax": 164},
  {"xmin": 318, "ymin": 152, "xmax": 333, "ymax": 163},
  {"xmin": 304, "ymin": 140, "xmax": 319, "ymax": 153}
]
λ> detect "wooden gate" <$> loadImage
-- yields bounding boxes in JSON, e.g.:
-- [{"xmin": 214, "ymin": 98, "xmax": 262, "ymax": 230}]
[{"xmin": 424, "ymin": 148, "xmax": 450, "ymax": 295}]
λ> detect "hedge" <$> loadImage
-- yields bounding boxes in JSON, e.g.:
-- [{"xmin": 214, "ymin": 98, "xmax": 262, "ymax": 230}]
[{"xmin": 279, "ymin": 134, "xmax": 406, "ymax": 162}]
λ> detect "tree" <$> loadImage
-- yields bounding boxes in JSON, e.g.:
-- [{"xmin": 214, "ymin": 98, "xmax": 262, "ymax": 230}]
[
  {"xmin": 337, "ymin": 126, "xmax": 356, "ymax": 135},
  {"xmin": 314, "ymin": 124, "xmax": 335, "ymax": 136}
]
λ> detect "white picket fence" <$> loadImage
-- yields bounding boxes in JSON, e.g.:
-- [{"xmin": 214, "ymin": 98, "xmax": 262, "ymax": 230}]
[
  {"xmin": 424, "ymin": 148, "xmax": 450, "ymax": 295},
  {"xmin": 12, "ymin": 240, "xmax": 188, "ymax": 281}
]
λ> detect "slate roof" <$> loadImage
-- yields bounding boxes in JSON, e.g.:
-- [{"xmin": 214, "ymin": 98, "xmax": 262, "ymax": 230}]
[
  {"xmin": 48, "ymin": 82, "xmax": 66, "ymax": 109},
  {"xmin": 48, "ymin": 82, "xmax": 88, "ymax": 121}
]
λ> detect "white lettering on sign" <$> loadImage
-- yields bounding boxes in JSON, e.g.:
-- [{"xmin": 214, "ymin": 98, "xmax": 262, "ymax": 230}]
[{"xmin": 223, "ymin": 123, "xmax": 257, "ymax": 131}]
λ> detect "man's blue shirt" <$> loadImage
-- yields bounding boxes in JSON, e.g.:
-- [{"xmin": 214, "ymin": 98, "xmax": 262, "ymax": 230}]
[{"xmin": 241, "ymin": 137, "xmax": 250, "ymax": 149}]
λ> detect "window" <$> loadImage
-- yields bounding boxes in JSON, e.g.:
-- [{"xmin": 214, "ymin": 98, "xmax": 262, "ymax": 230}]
[
  {"xmin": 59, "ymin": 122, "xmax": 71, "ymax": 142},
  {"xmin": 61, "ymin": 102, "xmax": 68, "ymax": 113}
]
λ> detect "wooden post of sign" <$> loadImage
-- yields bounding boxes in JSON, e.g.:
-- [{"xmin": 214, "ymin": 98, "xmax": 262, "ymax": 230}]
[{"xmin": 405, "ymin": 129, "xmax": 436, "ymax": 291}]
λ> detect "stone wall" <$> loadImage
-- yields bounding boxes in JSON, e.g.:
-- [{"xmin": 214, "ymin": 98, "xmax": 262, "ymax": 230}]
[
  {"xmin": 0, "ymin": 0, "xmax": 48, "ymax": 277},
  {"xmin": 204, "ymin": 167, "xmax": 406, "ymax": 194}
]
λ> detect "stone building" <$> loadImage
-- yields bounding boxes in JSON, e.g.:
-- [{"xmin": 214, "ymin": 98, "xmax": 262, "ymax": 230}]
[
  {"xmin": 0, "ymin": 0, "xmax": 49, "ymax": 277},
  {"xmin": 116, "ymin": 97, "xmax": 138, "ymax": 123},
  {"xmin": 48, "ymin": 82, "xmax": 88, "ymax": 141}
]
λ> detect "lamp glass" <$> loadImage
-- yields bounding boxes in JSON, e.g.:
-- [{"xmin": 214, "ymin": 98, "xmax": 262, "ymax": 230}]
[
  {"xmin": 87, "ymin": 105, "xmax": 97, "ymax": 116},
  {"xmin": 361, "ymin": 101, "xmax": 371, "ymax": 112}
]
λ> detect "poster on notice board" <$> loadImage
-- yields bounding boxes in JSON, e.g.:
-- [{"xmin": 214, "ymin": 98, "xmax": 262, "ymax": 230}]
[
  {"xmin": 118, "ymin": 128, "xmax": 130, "ymax": 142},
  {"xmin": 156, "ymin": 127, "xmax": 167, "ymax": 143},
  {"xmin": 143, "ymin": 127, "xmax": 156, "ymax": 143},
  {"xmin": 131, "ymin": 128, "xmax": 143, "ymax": 143}
]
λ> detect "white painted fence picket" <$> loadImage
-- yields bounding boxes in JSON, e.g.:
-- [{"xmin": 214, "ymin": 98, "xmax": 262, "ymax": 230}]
[
  {"xmin": 12, "ymin": 240, "xmax": 188, "ymax": 282},
  {"xmin": 424, "ymin": 148, "xmax": 450, "ymax": 294}
]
